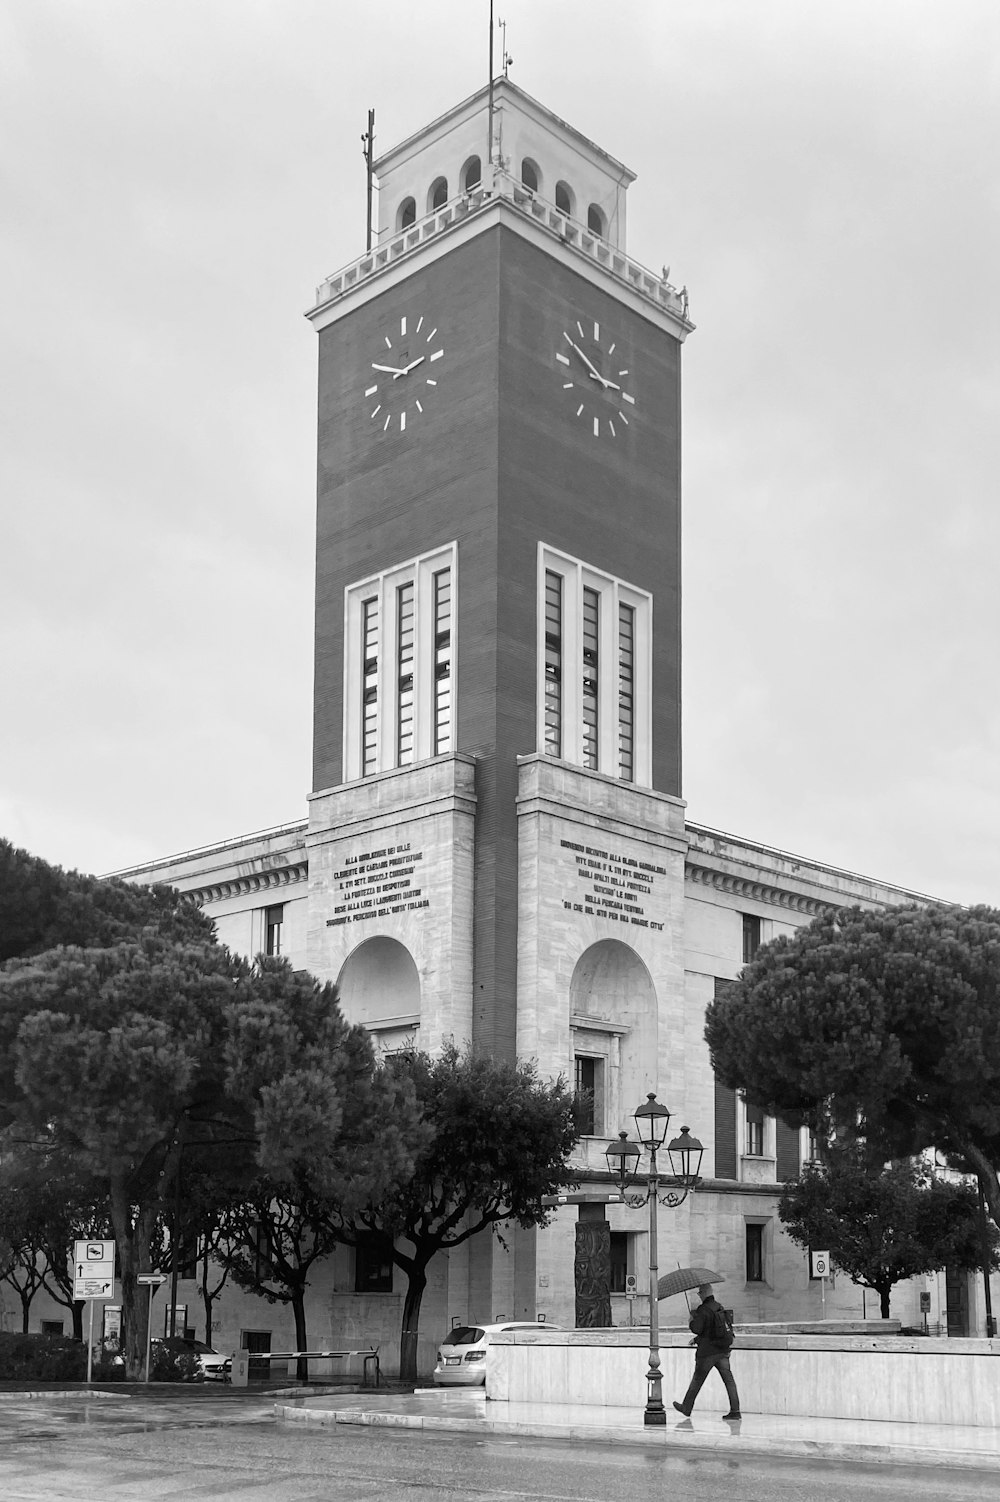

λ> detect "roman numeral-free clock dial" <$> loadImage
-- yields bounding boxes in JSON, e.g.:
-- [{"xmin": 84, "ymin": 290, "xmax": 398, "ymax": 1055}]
[
  {"xmin": 556, "ymin": 320, "xmax": 636, "ymax": 439},
  {"xmin": 365, "ymin": 313, "xmax": 444, "ymax": 434}
]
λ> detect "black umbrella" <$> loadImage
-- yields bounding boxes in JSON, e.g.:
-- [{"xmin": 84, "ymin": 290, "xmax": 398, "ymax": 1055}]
[{"xmin": 656, "ymin": 1266, "xmax": 724, "ymax": 1300}]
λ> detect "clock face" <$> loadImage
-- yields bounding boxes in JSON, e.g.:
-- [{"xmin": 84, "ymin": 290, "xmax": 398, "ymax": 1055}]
[
  {"xmin": 555, "ymin": 319, "xmax": 636, "ymax": 439},
  {"xmin": 365, "ymin": 313, "xmax": 444, "ymax": 434}
]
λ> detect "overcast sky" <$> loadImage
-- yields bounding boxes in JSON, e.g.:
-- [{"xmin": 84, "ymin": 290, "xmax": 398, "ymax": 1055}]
[{"xmin": 1, "ymin": 1, "xmax": 997, "ymax": 904}]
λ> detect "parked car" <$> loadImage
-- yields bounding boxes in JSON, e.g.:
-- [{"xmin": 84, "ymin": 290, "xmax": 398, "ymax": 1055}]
[
  {"xmin": 113, "ymin": 1337, "xmax": 232, "ymax": 1381},
  {"xmin": 159, "ymin": 1337, "xmax": 231, "ymax": 1381},
  {"xmin": 433, "ymin": 1321, "xmax": 559, "ymax": 1387}
]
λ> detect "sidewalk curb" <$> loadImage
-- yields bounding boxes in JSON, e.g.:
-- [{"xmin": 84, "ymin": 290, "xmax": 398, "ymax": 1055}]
[{"xmin": 274, "ymin": 1401, "xmax": 1000, "ymax": 1473}]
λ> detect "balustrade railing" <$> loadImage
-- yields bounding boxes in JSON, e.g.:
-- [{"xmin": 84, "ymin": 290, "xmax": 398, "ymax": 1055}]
[{"xmin": 312, "ymin": 169, "xmax": 689, "ymax": 323}]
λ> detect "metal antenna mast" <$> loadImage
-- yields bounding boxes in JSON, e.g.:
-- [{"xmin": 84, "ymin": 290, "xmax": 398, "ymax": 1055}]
[
  {"xmin": 362, "ymin": 109, "xmax": 375, "ymax": 252},
  {"xmin": 488, "ymin": 1, "xmax": 495, "ymax": 166}
]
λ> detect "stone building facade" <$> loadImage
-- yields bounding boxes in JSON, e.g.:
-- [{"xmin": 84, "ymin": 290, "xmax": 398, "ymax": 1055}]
[{"xmin": 29, "ymin": 80, "xmax": 984, "ymax": 1373}]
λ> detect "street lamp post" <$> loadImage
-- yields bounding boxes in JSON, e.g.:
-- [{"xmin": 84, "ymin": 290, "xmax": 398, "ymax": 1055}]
[{"xmin": 606, "ymin": 1094, "xmax": 703, "ymax": 1426}]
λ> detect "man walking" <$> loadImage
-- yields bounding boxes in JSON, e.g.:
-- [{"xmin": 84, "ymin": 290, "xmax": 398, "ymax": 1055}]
[{"xmin": 673, "ymin": 1282, "xmax": 741, "ymax": 1420}]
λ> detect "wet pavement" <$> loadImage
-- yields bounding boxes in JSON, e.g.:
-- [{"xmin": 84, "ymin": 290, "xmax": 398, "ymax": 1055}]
[{"xmin": 275, "ymin": 1387, "xmax": 1000, "ymax": 1471}]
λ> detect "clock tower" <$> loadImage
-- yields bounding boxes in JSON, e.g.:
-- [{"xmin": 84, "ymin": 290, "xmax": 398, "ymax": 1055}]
[{"xmin": 305, "ymin": 81, "xmax": 693, "ymax": 1271}]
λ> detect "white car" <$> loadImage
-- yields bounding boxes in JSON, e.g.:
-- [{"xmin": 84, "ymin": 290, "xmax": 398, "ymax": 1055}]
[{"xmin": 432, "ymin": 1321, "xmax": 558, "ymax": 1386}]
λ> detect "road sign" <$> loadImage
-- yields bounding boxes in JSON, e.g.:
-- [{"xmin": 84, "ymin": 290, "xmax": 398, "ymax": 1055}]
[
  {"xmin": 137, "ymin": 1273, "xmax": 167, "ymax": 1286},
  {"xmin": 72, "ymin": 1240, "xmax": 115, "ymax": 1301},
  {"xmin": 75, "ymin": 1239, "xmax": 114, "ymax": 1266},
  {"xmin": 74, "ymin": 1276, "xmax": 114, "ymax": 1299},
  {"xmin": 811, "ymin": 1250, "xmax": 830, "ymax": 1278}
]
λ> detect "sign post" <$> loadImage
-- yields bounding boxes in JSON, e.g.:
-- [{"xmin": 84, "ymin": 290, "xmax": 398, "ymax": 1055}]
[
  {"xmin": 137, "ymin": 1275, "xmax": 167, "ymax": 1382},
  {"xmin": 73, "ymin": 1240, "xmax": 116, "ymax": 1384},
  {"xmin": 811, "ymin": 1250, "xmax": 830, "ymax": 1319}
]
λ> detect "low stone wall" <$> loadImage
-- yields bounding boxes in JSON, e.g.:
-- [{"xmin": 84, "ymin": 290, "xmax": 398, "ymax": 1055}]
[{"xmin": 487, "ymin": 1326, "xmax": 1000, "ymax": 1428}]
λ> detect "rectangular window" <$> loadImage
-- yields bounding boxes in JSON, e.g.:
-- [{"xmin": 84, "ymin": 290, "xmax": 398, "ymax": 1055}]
[
  {"xmin": 574, "ymin": 1055, "xmax": 604, "ymax": 1136},
  {"xmin": 582, "ymin": 586, "xmax": 599, "ymax": 769},
  {"xmin": 745, "ymin": 1101, "xmax": 765, "ymax": 1156},
  {"xmin": 538, "ymin": 546, "xmax": 651, "ymax": 784},
  {"xmin": 433, "ymin": 567, "xmax": 452, "ymax": 754},
  {"xmin": 361, "ymin": 597, "xmax": 379, "ymax": 776},
  {"xmin": 544, "ymin": 570, "xmax": 563, "ymax": 757},
  {"xmin": 345, "ymin": 544, "xmax": 458, "ymax": 780},
  {"xmin": 241, "ymin": 1328, "xmax": 272, "ymax": 1377},
  {"xmin": 746, "ymin": 1223, "xmax": 765, "ymax": 1283},
  {"xmin": 396, "ymin": 581, "xmax": 415, "ymax": 765},
  {"xmin": 265, "ymin": 904, "xmax": 284, "ymax": 958},
  {"xmin": 618, "ymin": 601, "xmax": 635, "ymax": 781},
  {"xmin": 355, "ymin": 1235, "xmax": 394, "ymax": 1293},
  {"xmin": 252, "ymin": 1224, "xmax": 272, "ymax": 1282},
  {"xmin": 609, "ymin": 1231, "xmax": 630, "ymax": 1294},
  {"xmin": 41, "ymin": 1320, "xmax": 64, "ymax": 1336},
  {"xmin": 742, "ymin": 914, "xmax": 761, "ymax": 963}
]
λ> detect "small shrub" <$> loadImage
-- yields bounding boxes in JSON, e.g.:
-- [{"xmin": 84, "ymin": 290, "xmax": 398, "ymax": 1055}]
[
  {"xmin": 0, "ymin": 1331, "xmax": 87, "ymax": 1382},
  {"xmin": 150, "ymin": 1345, "xmax": 202, "ymax": 1382}
]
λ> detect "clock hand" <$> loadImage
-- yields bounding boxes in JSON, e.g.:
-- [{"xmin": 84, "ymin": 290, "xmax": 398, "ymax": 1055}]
[
  {"xmin": 566, "ymin": 337, "xmax": 616, "ymax": 390},
  {"xmin": 400, "ymin": 355, "xmax": 425, "ymax": 375},
  {"xmin": 371, "ymin": 362, "xmax": 408, "ymax": 376},
  {"xmin": 588, "ymin": 372, "xmax": 620, "ymax": 391}
]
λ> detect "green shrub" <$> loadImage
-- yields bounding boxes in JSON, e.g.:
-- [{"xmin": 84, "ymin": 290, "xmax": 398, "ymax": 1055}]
[
  {"xmin": 150, "ymin": 1345, "xmax": 201, "ymax": 1382},
  {"xmin": 0, "ymin": 1331, "xmax": 87, "ymax": 1382}
]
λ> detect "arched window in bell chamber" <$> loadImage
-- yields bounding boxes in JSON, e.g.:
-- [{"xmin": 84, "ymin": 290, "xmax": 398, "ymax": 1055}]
[
  {"xmin": 462, "ymin": 155, "xmax": 482, "ymax": 192},
  {"xmin": 555, "ymin": 180, "xmax": 574, "ymax": 217},
  {"xmin": 397, "ymin": 196, "xmax": 416, "ymax": 231},
  {"xmin": 428, "ymin": 176, "xmax": 448, "ymax": 212},
  {"xmin": 587, "ymin": 203, "xmax": 607, "ymax": 237},
  {"xmin": 520, "ymin": 157, "xmax": 540, "ymax": 194}
]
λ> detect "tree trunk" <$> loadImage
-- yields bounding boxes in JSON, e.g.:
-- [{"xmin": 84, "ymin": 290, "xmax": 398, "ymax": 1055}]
[
  {"xmin": 20, "ymin": 1288, "xmax": 30, "ymax": 1334},
  {"xmin": 399, "ymin": 1265, "xmax": 427, "ymax": 1385},
  {"xmin": 109, "ymin": 1178, "xmax": 156, "ymax": 1380},
  {"xmin": 877, "ymin": 1283, "xmax": 892, "ymax": 1319},
  {"xmin": 292, "ymin": 1287, "xmax": 309, "ymax": 1382}
]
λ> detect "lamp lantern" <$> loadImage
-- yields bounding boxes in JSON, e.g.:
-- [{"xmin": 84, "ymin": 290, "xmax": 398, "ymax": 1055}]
[
  {"xmin": 634, "ymin": 1092, "xmax": 671, "ymax": 1151},
  {"xmin": 667, "ymin": 1126, "xmax": 704, "ymax": 1188},
  {"xmin": 605, "ymin": 1130, "xmax": 641, "ymax": 1190}
]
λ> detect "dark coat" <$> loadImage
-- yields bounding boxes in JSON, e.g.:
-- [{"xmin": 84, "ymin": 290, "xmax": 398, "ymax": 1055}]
[{"xmin": 688, "ymin": 1294, "xmax": 731, "ymax": 1352}]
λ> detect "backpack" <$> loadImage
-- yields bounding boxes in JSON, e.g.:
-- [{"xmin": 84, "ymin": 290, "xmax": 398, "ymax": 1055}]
[{"xmin": 709, "ymin": 1305, "xmax": 735, "ymax": 1349}]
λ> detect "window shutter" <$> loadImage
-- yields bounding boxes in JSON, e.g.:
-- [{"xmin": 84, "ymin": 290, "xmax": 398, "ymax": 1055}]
[
  {"xmin": 712, "ymin": 979, "xmax": 738, "ymax": 1179},
  {"xmin": 714, "ymin": 1076, "xmax": 738, "ymax": 1180},
  {"xmin": 775, "ymin": 1119, "xmax": 801, "ymax": 1182}
]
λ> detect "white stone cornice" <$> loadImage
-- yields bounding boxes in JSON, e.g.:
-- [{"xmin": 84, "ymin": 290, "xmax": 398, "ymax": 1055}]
[
  {"xmin": 189, "ymin": 862, "xmax": 309, "ymax": 908},
  {"xmin": 684, "ymin": 862, "xmax": 834, "ymax": 918}
]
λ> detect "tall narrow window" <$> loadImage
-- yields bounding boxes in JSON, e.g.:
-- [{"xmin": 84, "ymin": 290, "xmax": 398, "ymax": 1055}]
[
  {"xmin": 345, "ymin": 543, "xmax": 458, "ymax": 780},
  {"xmin": 582, "ymin": 587, "xmax": 599, "ymax": 769},
  {"xmin": 433, "ymin": 567, "xmax": 452, "ymax": 754},
  {"xmin": 265, "ymin": 904, "xmax": 284, "ymax": 958},
  {"xmin": 574, "ymin": 1055, "xmax": 602, "ymax": 1135},
  {"xmin": 544, "ymin": 570, "xmax": 563, "ymax": 757},
  {"xmin": 396, "ymin": 581, "xmax": 415, "ymax": 765},
  {"xmin": 355, "ymin": 1234, "xmax": 394, "ymax": 1292},
  {"xmin": 609, "ymin": 1232, "xmax": 629, "ymax": 1293},
  {"xmin": 538, "ymin": 547, "xmax": 652, "ymax": 786},
  {"xmin": 362, "ymin": 597, "xmax": 379, "ymax": 775},
  {"xmin": 742, "ymin": 914, "xmax": 762, "ymax": 963},
  {"xmin": 745, "ymin": 1100, "xmax": 765, "ymax": 1156},
  {"xmin": 746, "ymin": 1223, "xmax": 765, "ymax": 1282},
  {"xmin": 618, "ymin": 602, "xmax": 635, "ymax": 781}
]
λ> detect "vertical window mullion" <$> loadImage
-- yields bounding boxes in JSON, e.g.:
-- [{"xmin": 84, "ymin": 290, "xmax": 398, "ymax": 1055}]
[
  {"xmin": 582, "ymin": 586, "xmax": 599, "ymax": 769},
  {"xmin": 396, "ymin": 581, "xmax": 415, "ymax": 766},
  {"xmin": 618, "ymin": 601, "xmax": 635, "ymax": 781},
  {"xmin": 361, "ymin": 596, "xmax": 379, "ymax": 775},
  {"xmin": 544, "ymin": 570, "xmax": 563, "ymax": 758},
  {"xmin": 433, "ymin": 566, "xmax": 452, "ymax": 754}
]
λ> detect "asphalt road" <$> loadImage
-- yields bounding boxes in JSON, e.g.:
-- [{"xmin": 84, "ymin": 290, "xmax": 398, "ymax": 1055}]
[{"xmin": 0, "ymin": 1393, "xmax": 998, "ymax": 1501}]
